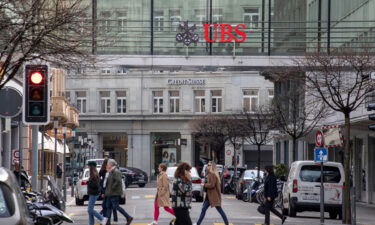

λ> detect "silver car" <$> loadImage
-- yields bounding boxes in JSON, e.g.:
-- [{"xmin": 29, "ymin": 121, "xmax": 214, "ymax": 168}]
[
  {"xmin": 166, "ymin": 166, "xmax": 204, "ymax": 202},
  {"xmin": 0, "ymin": 167, "xmax": 29, "ymax": 225}
]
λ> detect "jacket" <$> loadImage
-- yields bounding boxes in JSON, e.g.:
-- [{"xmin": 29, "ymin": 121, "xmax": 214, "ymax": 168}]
[
  {"xmin": 171, "ymin": 177, "xmax": 192, "ymax": 209},
  {"xmin": 104, "ymin": 167, "xmax": 123, "ymax": 197},
  {"xmin": 264, "ymin": 173, "xmax": 278, "ymax": 199},
  {"xmin": 99, "ymin": 169, "xmax": 107, "ymax": 194},
  {"xmin": 204, "ymin": 172, "xmax": 222, "ymax": 207},
  {"xmin": 87, "ymin": 176, "xmax": 101, "ymax": 195},
  {"xmin": 157, "ymin": 171, "xmax": 171, "ymax": 207}
]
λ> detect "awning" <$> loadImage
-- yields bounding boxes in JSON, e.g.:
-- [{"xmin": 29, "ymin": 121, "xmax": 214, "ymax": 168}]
[{"xmin": 38, "ymin": 132, "xmax": 69, "ymax": 154}]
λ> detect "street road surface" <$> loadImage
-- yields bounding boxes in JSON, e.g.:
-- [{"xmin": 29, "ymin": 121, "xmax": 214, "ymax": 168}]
[{"xmin": 64, "ymin": 187, "xmax": 374, "ymax": 225}]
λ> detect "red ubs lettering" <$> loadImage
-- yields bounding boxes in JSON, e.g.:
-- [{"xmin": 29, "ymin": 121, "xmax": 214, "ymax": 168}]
[{"xmin": 203, "ymin": 24, "xmax": 247, "ymax": 43}]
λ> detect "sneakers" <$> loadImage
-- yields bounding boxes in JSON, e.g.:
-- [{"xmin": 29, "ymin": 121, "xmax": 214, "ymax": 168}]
[
  {"xmin": 149, "ymin": 221, "xmax": 158, "ymax": 225},
  {"xmin": 101, "ymin": 217, "xmax": 108, "ymax": 225},
  {"xmin": 126, "ymin": 217, "xmax": 133, "ymax": 225},
  {"xmin": 169, "ymin": 218, "xmax": 176, "ymax": 225},
  {"xmin": 282, "ymin": 216, "xmax": 287, "ymax": 224}
]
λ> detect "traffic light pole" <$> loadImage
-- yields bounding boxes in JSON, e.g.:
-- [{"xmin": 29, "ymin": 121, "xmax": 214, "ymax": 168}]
[{"xmin": 31, "ymin": 125, "xmax": 39, "ymax": 189}]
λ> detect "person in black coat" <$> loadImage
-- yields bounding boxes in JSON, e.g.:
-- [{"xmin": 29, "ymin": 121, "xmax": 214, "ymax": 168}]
[
  {"xmin": 263, "ymin": 165, "xmax": 286, "ymax": 225},
  {"xmin": 99, "ymin": 159, "xmax": 117, "ymax": 225}
]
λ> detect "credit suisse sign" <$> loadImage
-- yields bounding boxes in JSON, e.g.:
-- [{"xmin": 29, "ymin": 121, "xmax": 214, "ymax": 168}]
[{"xmin": 168, "ymin": 79, "xmax": 206, "ymax": 85}]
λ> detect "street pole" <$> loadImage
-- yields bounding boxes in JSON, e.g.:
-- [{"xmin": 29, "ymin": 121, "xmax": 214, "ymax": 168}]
[
  {"xmin": 62, "ymin": 124, "xmax": 67, "ymax": 211},
  {"xmin": 31, "ymin": 125, "xmax": 39, "ymax": 190},
  {"xmin": 41, "ymin": 129, "xmax": 44, "ymax": 191},
  {"xmin": 18, "ymin": 115, "xmax": 23, "ymax": 185},
  {"xmin": 320, "ymin": 161, "xmax": 325, "ymax": 225},
  {"xmin": 53, "ymin": 117, "xmax": 58, "ymax": 181}
]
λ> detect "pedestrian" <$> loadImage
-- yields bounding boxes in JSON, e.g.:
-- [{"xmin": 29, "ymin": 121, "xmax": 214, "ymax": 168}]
[
  {"xmin": 13, "ymin": 161, "xmax": 29, "ymax": 189},
  {"xmin": 99, "ymin": 159, "xmax": 118, "ymax": 225},
  {"xmin": 56, "ymin": 163, "xmax": 63, "ymax": 187},
  {"xmin": 195, "ymin": 161, "xmax": 229, "ymax": 225},
  {"xmin": 171, "ymin": 162, "xmax": 193, "ymax": 225},
  {"xmin": 104, "ymin": 159, "xmax": 133, "ymax": 225},
  {"xmin": 87, "ymin": 161, "xmax": 108, "ymax": 225},
  {"xmin": 149, "ymin": 163, "xmax": 175, "ymax": 225},
  {"xmin": 263, "ymin": 165, "xmax": 286, "ymax": 225}
]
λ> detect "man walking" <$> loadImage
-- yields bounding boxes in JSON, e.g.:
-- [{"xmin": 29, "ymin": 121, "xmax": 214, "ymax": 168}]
[{"xmin": 104, "ymin": 159, "xmax": 133, "ymax": 225}]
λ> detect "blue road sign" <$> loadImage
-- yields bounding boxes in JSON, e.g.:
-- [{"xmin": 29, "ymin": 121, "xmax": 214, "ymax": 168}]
[{"xmin": 314, "ymin": 148, "xmax": 328, "ymax": 162}]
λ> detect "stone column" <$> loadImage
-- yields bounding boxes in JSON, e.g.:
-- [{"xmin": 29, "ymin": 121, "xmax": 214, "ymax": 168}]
[{"xmin": 180, "ymin": 134, "xmax": 193, "ymax": 165}]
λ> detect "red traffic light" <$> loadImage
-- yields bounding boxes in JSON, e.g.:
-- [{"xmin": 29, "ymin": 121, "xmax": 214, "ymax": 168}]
[{"xmin": 30, "ymin": 72, "xmax": 43, "ymax": 84}]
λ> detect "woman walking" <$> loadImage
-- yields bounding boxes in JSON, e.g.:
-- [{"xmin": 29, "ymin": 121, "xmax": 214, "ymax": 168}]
[
  {"xmin": 171, "ymin": 162, "xmax": 193, "ymax": 225},
  {"xmin": 87, "ymin": 161, "xmax": 108, "ymax": 225},
  {"xmin": 149, "ymin": 163, "xmax": 175, "ymax": 225},
  {"xmin": 195, "ymin": 162, "xmax": 229, "ymax": 225},
  {"xmin": 99, "ymin": 159, "xmax": 117, "ymax": 224},
  {"xmin": 263, "ymin": 165, "xmax": 286, "ymax": 225}
]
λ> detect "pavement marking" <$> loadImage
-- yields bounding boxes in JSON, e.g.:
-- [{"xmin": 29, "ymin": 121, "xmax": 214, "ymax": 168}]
[
  {"xmin": 132, "ymin": 196, "xmax": 141, "ymax": 199},
  {"xmin": 144, "ymin": 195, "xmax": 156, "ymax": 199},
  {"xmin": 225, "ymin": 196, "xmax": 236, "ymax": 199},
  {"xmin": 213, "ymin": 223, "xmax": 235, "ymax": 225},
  {"xmin": 68, "ymin": 213, "xmax": 76, "ymax": 217}
]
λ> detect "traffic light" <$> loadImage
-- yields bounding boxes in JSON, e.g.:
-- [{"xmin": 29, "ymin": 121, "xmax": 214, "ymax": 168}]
[
  {"xmin": 23, "ymin": 65, "xmax": 50, "ymax": 125},
  {"xmin": 368, "ymin": 103, "xmax": 375, "ymax": 131}
]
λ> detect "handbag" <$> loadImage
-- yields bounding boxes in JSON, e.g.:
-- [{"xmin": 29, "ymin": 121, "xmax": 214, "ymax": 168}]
[{"xmin": 257, "ymin": 204, "xmax": 266, "ymax": 215}]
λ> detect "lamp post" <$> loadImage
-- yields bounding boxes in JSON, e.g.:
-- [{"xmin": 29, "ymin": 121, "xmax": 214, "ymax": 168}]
[
  {"xmin": 53, "ymin": 117, "xmax": 58, "ymax": 180},
  {"xmin": 88, "ymin": 139, "xmax": 92, "ymax": 160},
  {"xmin": 62, "ymin": 124, "xmax": 67, "ymax": 211},
  {"xmin": 78, "ymin": 136, "xmax": 82, "ymax": 170},
  {"xmin": 83, "ymin": 137, "xmax": 88, "ymax": 166}
]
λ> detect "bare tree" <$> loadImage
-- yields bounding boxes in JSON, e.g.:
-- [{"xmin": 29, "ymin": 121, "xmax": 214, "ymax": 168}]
[
  {"xmin": 242, "ymin": 104, "xmax": 274, "ymax": 179},
  {"xmin": 0, "ymin": 0, "xmax": 94, "ymax": 89},
  {"xmin": 272, "ymin": 78, "xmax": 326, "ymax": 162},
  {"xmin": 190, "ymin": 115, "xmax": 227, "ymax": 162},
  {"xmin": 292, "ymin": 49, "xmax": 375, "ymax": 224}
]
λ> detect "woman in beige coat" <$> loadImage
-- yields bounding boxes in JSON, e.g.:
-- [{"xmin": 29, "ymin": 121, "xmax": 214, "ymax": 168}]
[
  {"xmin": 195, "ymin": 161, "xmax": 229, "ymax": 225},
  {"xmin": 150, "ymin": 163, "xmax": 175, "ymax": 225}
]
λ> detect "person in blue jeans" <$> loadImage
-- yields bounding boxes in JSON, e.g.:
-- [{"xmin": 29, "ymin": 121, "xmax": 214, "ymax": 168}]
[
  {"xmin": 104, "ymin": 159, "xmax": 133, "ymax": 225},
  {"xmin": 87, "ymin": 161, "xmax": 108, "ymax": 225},
  {"xmin": 195, "ymin": 162, "xmax": 229, "ymax": 225},
  {"xmin": 99, "ymin": 159, "xmax": 118, "ymax": 224}
]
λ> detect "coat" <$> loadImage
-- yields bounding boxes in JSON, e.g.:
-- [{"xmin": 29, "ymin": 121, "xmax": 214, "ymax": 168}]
[
  {"xmin": 87, "ymin": 176, "xmax": 101, "ymax": 195},
  {"xmin": 264, "ymin": 173, "xmax": 278, "ymax": 199},
  {"xmin": 156, "ymin": 171, "xmax": 171, "ymax": 207},
  {"xmin": 105, "ymin": 167, "xmax": 123, "ymax": 197},
  {"xmin": 204, "ymin": 172, "xmax": 222, "ymax": 207}
]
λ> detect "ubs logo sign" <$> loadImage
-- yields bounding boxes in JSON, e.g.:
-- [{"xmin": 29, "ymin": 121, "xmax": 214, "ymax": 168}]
[{"xmin": 176, "ymin": 21, "xmax": 247, "ymax": 46}]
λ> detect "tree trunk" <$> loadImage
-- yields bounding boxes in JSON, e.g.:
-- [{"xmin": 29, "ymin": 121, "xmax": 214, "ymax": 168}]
[
  {"xmin": 257, "ymin": 144, "xmax": 261, "ymax": 180},
  {"xmin": 343, "ymin": 114, "xmax": 352, "ymax": 224},
  {"xmin": 292, "ymin": 138, "xmax": 297, "ymax": 162}
]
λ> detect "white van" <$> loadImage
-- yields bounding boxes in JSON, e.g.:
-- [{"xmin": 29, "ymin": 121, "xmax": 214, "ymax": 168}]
[{"xmin": 281, "ymin": 161, "xmax": 344, "ymax": 219}]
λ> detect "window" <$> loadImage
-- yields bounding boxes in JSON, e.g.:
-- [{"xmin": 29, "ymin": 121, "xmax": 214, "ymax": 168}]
[
  {"xmin": 243, "ymin": 89, "xmax": 259, "ymax": 112},
  {"xmin": 169, "ymin": 91, "xmax": 180, "ymax": 113},
  {"xmin": 117, "ymin": 68, "xmax": 127, "ymax": 74},
  {"xmin": 101, "ymin": 69, "xmax": 111, "ymax": 74},
  {"xmin": 194, "ymin": 90, "xmax": 205, "ymax": 113},
  {"xmin": 76, "ymin": 91, "xmax": 87, "ymax": 114},
  {"xmin": 116, "ymin": 11, "xmax": 127, "ymax": 33},
  {"xmin": 212, "ymin": 9, "xmax": 223, "ymax": 24},
  {"xmin": 100, "ymin": 11, "xmax": 111, "ymax": 33},
  {"xmin": 268, "ymin": 89, "xmax": 274, "ymax": 102},
  {"xmin": 153, "ymin": 91, "xmax": 163, "ymax": 113},
  {"xmin": 243, "ymin": 8, "xmax": 259, "ymax": 28},
  {"xmin": 300, "ymin": 165, "xmax": 341, "ymax": 183},
  {"xmin": 211, "ymin": 90, "xmax": 222, "ymax": 113},
  {"xmin": 65, "ymin": 91, "xmax": 71, "ymax": 102},
  {"xmin": 170, "ymin": 10, "xmax": 181, "ymax": 32},
  {"xmin": 100, "ymin": 91, "xmax": 111, "ymax": 114},
  {"xmin": 154, "ymin": 10, "xmax": 164, "ymax": 32},
  {"xmin": 116, "ymin": 91, "xmax": 126, "ymax": 113},
  {"xmin": 194, "ymin": 9, "xmax": 206, "ymax": 31}
]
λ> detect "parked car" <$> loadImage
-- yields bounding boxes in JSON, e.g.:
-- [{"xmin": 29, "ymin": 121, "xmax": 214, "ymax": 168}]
[
  {"xmin": 201, "ymin": 164, "xmax": 223, "ymax": 178},
  {"xmin": 235, "ymin": 170, "xmax": 264, "ymax": 200},
  {"xmin": 74, "ymin": 167, "xmax": 126, "ymax": 206},
  {"xmin": 0, "ymin": 167, "xmax": 29, "ymax": 225},
  {"xmin": 86, "ymin": 159, "xmax": 105, "ymax": 168},
  {"xmin": 281, "ymin": 161, "xmax": 344, "ymax": 219},
  {"xmin": 166, "ymin": 166, "xmax": 204, "ymax": 202},
  {"xmin": 119, "ymin": 167, "xmax": 148, "ymax": 188},
  {"xmin": 221, "ymin": 166, "xmax": 247, "ymax": 193}
]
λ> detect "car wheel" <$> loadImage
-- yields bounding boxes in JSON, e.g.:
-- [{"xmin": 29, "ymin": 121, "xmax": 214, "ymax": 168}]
[
  {"xmin": 75, "ymin": 197, "xmax": 84, "ymax": 206},
  {"xmin": 196, "ymin": 196, "xmax": 204, "ymax": 202},
  {"xmin": 329, "ymin": 211, "xmax": 338, "ymax": 220},
  {"xmin": 120, "ymin": 197, "xmax": 126, "ymax": 205},
  {"xmin": 242, "ymin": 193, "xmax": 249, "ymax": 202},
  {"xmin": 138, "ymin": 184, "xmax": 146, "ymax": 188},
  {"xmin": 288, "ymin": 198, "xmax": 296, "ymax": 217}
]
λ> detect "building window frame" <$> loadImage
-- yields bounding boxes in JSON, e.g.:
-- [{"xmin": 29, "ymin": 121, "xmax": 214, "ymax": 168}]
[
  {"xmin": 100, "ymin": 91, "xmax": 111, "ymax": 114},
  {"xmin": 211, "ymin": 90, "xmax": 222, "ymax": 113},
  {"xmin": 243, "ymin": 89, "xmax": 259, "ymax": 113},
  {"xmin": 194, "ymin": 90, "xmax": 206, "ymax": 113},
  {"xmin": 76, "ymin": 91, "xmax": 87, "ymax": 114},
  {"xmin": 243, "ymin": 8, "xmax": 260, "ymax": 29},
  {"xmin": 169, "ymin": 91, "xmax": 180, "ymax": 113},
  {"xmin": 153, "ymin": 91, "xmax": 164, "ymax": 114},
  {"xmin": 116, "ymin": 91, "xmax": 127, "ymax": 114}
]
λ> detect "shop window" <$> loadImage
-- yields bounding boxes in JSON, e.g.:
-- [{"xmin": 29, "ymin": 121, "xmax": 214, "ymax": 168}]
[
  {"xmin": 153, "ymin": 91, "xmax": 163, "ymax": 113},
  {"xmin": 76, "ymin": 91, "xmax": 87, "ymax": 114},
  {"xmin": 211, "ymin": 90, "xmax": 222, "ymax": 113},
  {"xmin": 243, "ymin": 89, "xmax": 259, "ymax": 112},
  {"xmin": 116, "ymin": 91, "xmax": 126, "ymax": 113},
  {"xmin": 100, "ymin": 91, "xmax": 111, "ymax": 114},
  {"xmin": 194, "ymin": 90, "xmax": 206, "ymax": 113},
  {"xmin": 169, "ymin": 91, "xmax": 179, "ymax": 113}
]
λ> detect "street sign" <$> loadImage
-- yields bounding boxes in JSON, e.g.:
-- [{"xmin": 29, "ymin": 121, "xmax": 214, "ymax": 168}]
[
  {"xmin": 0, "ymin": 87, "xmax": 22, "ymax": 118},
  {"xmin": 315, "ymin": 130, "xmax": 324, "ymax": 147},
  {"xmin": 226, "ymin": 149, "xmax": 232, "ymax": 156},
  {"xmin": 314, "ymin": 148, "xmax": 328, "ymax": 162},
  {"xmin": 12, "ymin": 149, "xmax": 20, "ymax": 164}
]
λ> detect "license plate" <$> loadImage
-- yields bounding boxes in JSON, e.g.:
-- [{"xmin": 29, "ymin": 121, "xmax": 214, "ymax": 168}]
[{"xmin": 302, "ymin": 195, "xmax": 319, "ymax": 201}]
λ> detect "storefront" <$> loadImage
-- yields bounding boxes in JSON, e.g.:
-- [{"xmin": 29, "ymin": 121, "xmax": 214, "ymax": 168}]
[{"xmin": 103, "ymin": 133, "xmax": 128, "ymax": 167}]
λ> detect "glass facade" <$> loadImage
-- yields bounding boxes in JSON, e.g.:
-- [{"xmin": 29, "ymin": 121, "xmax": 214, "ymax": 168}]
[{"xmin": 90, "ymin": 0, "xmax": 375, "ymax": 55}]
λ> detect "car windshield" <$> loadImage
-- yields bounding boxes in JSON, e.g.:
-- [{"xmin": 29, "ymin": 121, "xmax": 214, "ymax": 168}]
[
  {"xmin": 300, "ymin": 165, "xmax": 341, "ymax": 183},
  {"xmin": 166, "ymin": 167, "xmax": 199, "ymax": 178},
  {"xmin": 244, "ymin": 170, "xmax": 263, "ymax": 179},
  {"xmin": 0, "ymin": 185, "xmax": 11, "ymax": 218}
]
